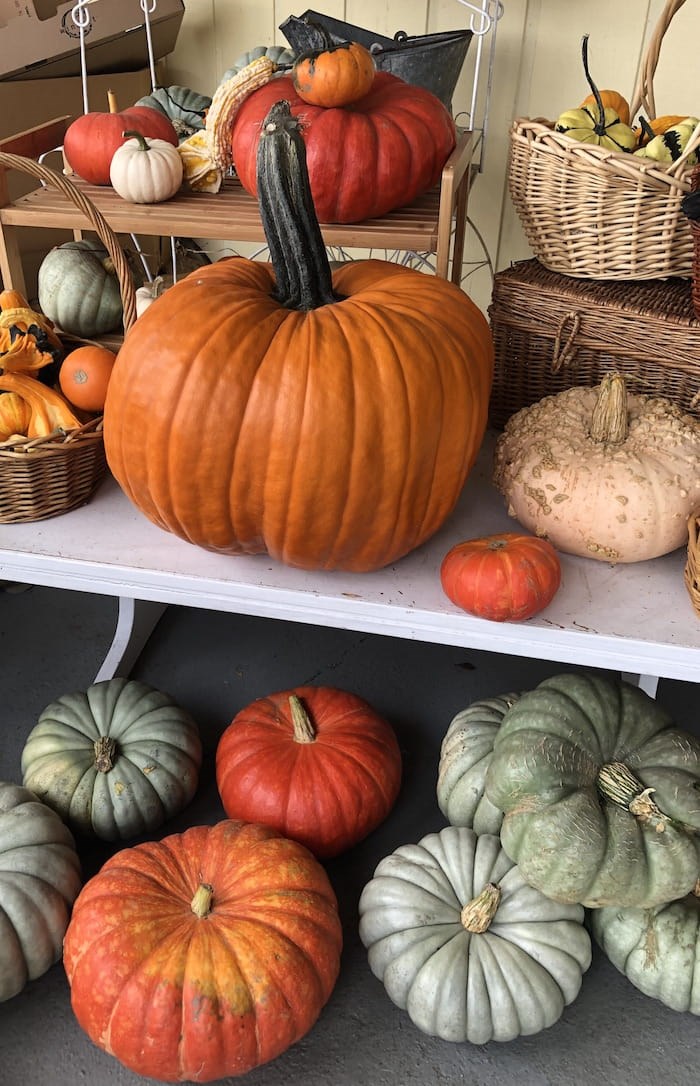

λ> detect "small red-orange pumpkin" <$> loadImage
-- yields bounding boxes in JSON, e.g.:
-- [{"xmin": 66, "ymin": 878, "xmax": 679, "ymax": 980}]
[
  {"xmin": 63, "ymin": 820, "xmax": 342, "ymax": 1082},
  {"xmin": 440, "ymin": 532, "xmax": 562, "ymax": 622},
  {"xmin": 216, "ymin": 686, "xmax": 402, "ymax": 858},
  {"xmin": 293, "ymin": 39, "xmax": 376, "ymax": 108}
]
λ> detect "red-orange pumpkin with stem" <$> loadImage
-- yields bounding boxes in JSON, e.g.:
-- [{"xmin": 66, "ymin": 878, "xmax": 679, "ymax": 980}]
[
  {"xmin": 440, "ymin": 532, "xmax": 562, "ymax": 622},
  {"xmin": 63, "ymin": 820, "xmax": 342, "ymax": 1082},
  {"xmin": 216, "ymin": 686, "xmax": 402, "ymax": 858},
  {"xmin": 103, "ymin": 101, "xmax": 493, "ymax": 572}
]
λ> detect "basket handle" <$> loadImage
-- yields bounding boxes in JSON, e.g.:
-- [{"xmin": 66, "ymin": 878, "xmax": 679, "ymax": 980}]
[
  {"xmin": 628, "ymin": 0, "xmax": 687, "ymax": 122},
  {"xmin": 0, "ymin": 152, "xmax": 136, "ymax": 332}
]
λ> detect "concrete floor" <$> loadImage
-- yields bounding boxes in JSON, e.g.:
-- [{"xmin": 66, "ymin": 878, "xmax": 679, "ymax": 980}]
[{"xmin": 2, "ymin": 582, "xmax": 699, "ymax": 1086}]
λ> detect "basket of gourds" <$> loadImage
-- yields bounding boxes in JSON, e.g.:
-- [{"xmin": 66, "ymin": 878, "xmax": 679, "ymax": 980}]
[
  {"xmin": 508, "ymin": 0, "xmax": 700, "ymax": 280},
  {"xmin": 0, "ymin": 152, "xmax": 135, "ymax": 523}
]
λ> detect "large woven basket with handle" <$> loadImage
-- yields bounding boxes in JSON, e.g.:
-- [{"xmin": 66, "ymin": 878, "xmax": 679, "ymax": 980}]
[
  {"xmin": 0, "ymin": 152, "xmax": 136, "ymax": 523},
  {"xmin": 508, "ymin": 0, "xmax": 700, "ymax": 280},
  {"xmin": 684, "ymin": 509, "xmax": 700, "ymax": 619}
]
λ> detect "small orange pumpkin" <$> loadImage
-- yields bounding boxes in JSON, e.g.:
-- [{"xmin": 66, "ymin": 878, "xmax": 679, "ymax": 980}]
[
  {"xmin": 59, "ymin": 345, "xmax": 117, "ymax": 413},
  {"xmin": 440, "ymin": 532, "xmax": 562, "ymax": 622},
  {"xmin": 292, "ymin": 38, "xmax": 376, "ymax": 107},
  {"xmin": 580, "ymin": 88, "xmax": 630, "ymax": 126}
]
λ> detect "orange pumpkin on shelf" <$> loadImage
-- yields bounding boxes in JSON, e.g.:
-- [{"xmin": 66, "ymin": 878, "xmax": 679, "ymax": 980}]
[
  {"xmin": 59, "ymin": 345, "xmax": 117, "ymax": 413},
  {"xmin": 292, "ymin": 37, "xmax": 376, "ymax": 108},
  {"xmin": 440, "ymin": 532, "xmax": 562, "ymax": 622},
  {"xmin": 103, "ymin": 100, "xmax": 493, "ymax": 572}
]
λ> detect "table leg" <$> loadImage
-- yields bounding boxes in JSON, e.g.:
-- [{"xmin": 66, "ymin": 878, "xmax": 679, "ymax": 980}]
[
  {"xmin": 621, "ymin": 672, "xmax": 659, "ymax": 699},
  {"xmin": 94, "ymin": 597, "xmax": 167, "ymax": 682}
]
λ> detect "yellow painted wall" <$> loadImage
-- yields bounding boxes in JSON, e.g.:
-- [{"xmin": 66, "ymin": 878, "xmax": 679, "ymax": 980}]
[{"xmin": 164, "ymin": 0, "xmax": 699, "ymax": 310}]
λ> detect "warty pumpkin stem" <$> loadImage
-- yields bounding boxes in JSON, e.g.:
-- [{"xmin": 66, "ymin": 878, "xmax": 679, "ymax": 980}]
[
  {"xmin": 94, "ymin": 735, "xmax": 117, "ymax": 773},
  {"xmin": 191, "ymin": 882, "xmax": 214, "ymax": 918},
  {"xmin": 256, "ymin": 100, "xmax": 339, "ymax": 311},
  {"xmin": 590, "ymin": 372, "xmax": 629, "ymax": 445},
  {"xmin": 460, "ymin": 883, "xmax": 501, "ymax": 933},
  {"xmin": 289, "ymin": 695, "xmax": 316, "ymax": 743}
]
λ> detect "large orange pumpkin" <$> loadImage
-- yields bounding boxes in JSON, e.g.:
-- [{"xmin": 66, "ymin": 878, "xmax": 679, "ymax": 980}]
[
  {"xmin": 216, "ymin": 686, "xmax": 402, "ymax": 858},
  {"xmin": 63, "ymin": 820, "xmax": 343, "ymax": 1082},
  {"xmin": 103, "ymin": 101, "xmax": 493, "ymax": 572}
]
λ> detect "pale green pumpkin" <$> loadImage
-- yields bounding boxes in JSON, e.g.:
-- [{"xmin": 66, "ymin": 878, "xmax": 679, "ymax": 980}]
[
  {"xmin": 591, "ymin": 885, "xmax": 700, "ymax": 1015},
  {"xmin": 359, "ymin": 827, "xmax": 591, "ymax": 1043},
  {"xmin": 485, "ymin": 673, "xmax": 700, "ymax": 909}
]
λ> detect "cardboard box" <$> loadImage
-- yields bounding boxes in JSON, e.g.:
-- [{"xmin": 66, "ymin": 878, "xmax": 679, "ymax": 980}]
[
  {"xmin": 0, "ymin": 0, "xmax": 184, "ymax": 81},
  {"xmin": 0, "ymin": 66, "xmax": 165, "ymax": 297}
]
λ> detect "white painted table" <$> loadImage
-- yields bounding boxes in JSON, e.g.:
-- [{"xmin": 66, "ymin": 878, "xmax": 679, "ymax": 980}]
[{"xmin": 1, "ymin": 437, "xmax": 698, "ymax": 695}]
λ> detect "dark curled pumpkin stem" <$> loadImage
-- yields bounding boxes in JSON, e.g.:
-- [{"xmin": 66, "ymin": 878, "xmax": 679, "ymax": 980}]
[
  {"xmin": 581, "ymin": 34, "xmax": 606, "ymax": 133},
  {"xmin": 256, "ymin": 100, "xmax": 339, "ymax": 311}
]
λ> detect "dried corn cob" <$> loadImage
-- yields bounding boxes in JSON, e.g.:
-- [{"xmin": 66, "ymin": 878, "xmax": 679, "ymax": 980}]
[{"xmin": 206, "ymin": 56, "xmax": 279, "ymax": 172}]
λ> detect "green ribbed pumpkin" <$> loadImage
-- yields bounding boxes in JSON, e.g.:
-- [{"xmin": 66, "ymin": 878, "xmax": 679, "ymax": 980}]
[
  {"xmin": 437, "ymin": 693, "xmax": 519, "ymax": 833},
  {"xmin": 135, "ymin": 85, "xmax": 212, "ymax": 140},
  {"xmin": 38, "ymin": 240, "xmax": 123, "ymax": 337},
  {"xmin": 0, "ymin": 781, "xmax": 82, "ymax": 1002},
  {"xmin": 221, "ymin": 44, "xmax": 294, "ymax": 83},
  {"xmin": 21, "ymin": 679, "xmax": 202, "ymax": 841},
  {"xmin": 485, "ymin": 673, "xmax": 700, "ymax": 909},
  {"xmin": 591, "ymin": 883, "xmax": 700, "ymax": 1015}
]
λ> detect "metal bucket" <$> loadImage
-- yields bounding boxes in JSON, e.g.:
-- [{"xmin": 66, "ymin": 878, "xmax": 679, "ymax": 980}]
[{"xmin": 279, "ymin": 11, "xmax": 473, "ymax": 114}]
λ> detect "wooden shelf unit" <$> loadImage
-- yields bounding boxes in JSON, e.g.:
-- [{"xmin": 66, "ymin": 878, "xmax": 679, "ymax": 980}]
[{"xmin": 0, "ymin": 116, "xmax": 477, "ymax": 299}]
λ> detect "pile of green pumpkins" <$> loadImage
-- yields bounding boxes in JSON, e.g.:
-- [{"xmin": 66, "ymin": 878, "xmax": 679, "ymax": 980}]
[{"xmin": 1, "ymin": 668, "xmax": 699, "ymax": 1082}]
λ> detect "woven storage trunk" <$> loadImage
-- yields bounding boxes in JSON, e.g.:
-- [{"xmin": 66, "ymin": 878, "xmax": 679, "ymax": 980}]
[
  {"xmin": 508, "ymin": 0, "xmax": 700, "ymax": 280},
  {"xmin": 0, "ymin": 151, "xmax": 136, "ymax": 523},
  {"xmin": 488, "ymin": 259, "xmax": 700, "ymax": 429}
]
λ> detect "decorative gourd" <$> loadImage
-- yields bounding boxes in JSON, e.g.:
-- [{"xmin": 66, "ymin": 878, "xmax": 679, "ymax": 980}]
[
  {"xmin": 109, "ymin": 130, "xmax": 184, "ymax": 204},
  {"xmin": 134, "ymin": 85, "xmax": 212, "ymax": 140},
  {"xmin": 63, "ymin": 92, "xmax": 178, "ymax": 185},
  {"xmin": 216, "ymin": 686, "xmax": 402, "ymax": 858},
  {"xmin": 580, "ymin": 87, "xmax": 631, "ymax": 126},
  {"xmin": 493, "ymin": 372, "xmax": 700, "ymax": 563},
  {"xmin": 293, "ymin": 36, "xmax": 376, "ymax": 108},
  {"xmin": 0, "ymin": 391, "xmax": 32, "ymax": 441},
  {"xmin": 38, "ymin": 240, "xmax": 124, "ymax": 338},
  {"xmin": 21, "ymin": 679, "xmax": 202, "ymax": 841},
  {"xmin": 635, "ymin": 116, "xmax": 700, "ymax": 165},
  {"xmin": 103, "ymin": 101, "xmax": 493, "ymax": 573},
  {"xmin": 221, "ymin": 44, "xmax": 295, "ymax": 82},
  {"xmin": 0, "ymin": 781, "xmax": 82, "ymax": 1002},
  {"xmin": 440, "ymin": 532, "xmax": 561, "ymax": 621},
  {"xmin": 358, "ymin": 827, "xmax": 592, "ymax": 1043},
  {"xmin": 0, "ymin": 373, "xmax": 81, "ymax": 437},
  {"xmin": 63, "ymin": 820, "xmax": 342, "ymax": 1081},
  {"xmin": 0, "ymin": 289, "xmax": 63, "ymax": 376},
  {"xmin": 437, "ymin": 693, "xmax": 519, "ymax": 833},
  {"xmin": 484, "ymin": 672, "xmax": 700, "ymax": 908},
  {"xmin": 135, "ymin": 275, "xmax": 170, "ymax": 317},
  {"xmin": 590, "ymin": 882, "xmax": 700, "ymax": 1015},
  {"xmin": 205, "ymin": 56, "xmax": 282, "ymax": 173},
  {"xmin": 634, "ymin": 113, "xmax": 687, "ymax": 146},
  {"xmin": 555, "ymin": 36, "xmax": 637, "ymax": 153},
  {"xmin": 230, "ymin": 71, "xmax": 456, "ymax": 223}
]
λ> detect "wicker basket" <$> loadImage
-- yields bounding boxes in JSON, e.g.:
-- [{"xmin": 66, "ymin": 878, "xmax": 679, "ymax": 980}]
[
  {"xmin": 684, "ymin": 509, "xmax": 700, "ymax": 618},
  {"xmin": 689, "ymin": 166, "xmax": 700, "ymax": 319},
  {"xmin": 0, "ymin": 151, "xmax": 136, "ymax": 523},
  {"xmin": 508, "ymin": 0, "xmax": 700, "ymax": 280},
  {"xmin": 488, "ymin": 259, "xmax": 700, "ymax": 429}
]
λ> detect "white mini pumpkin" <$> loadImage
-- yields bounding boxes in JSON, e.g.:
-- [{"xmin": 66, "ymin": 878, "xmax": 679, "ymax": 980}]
[
  {"xmin": 109, "ymin": 130, "xmax": 184, "ymax": 203},
  {"xmin": 358, "ymin": 826, "xmax": 592, "ymax": 1043},
  {"xmin": 493, "ymin": 372, "xmax": 700, "ymax": 563}
]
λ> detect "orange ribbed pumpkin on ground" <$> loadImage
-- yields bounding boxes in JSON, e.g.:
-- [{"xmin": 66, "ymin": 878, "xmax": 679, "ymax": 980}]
[
  {"xmin": 103, "ymin": 101, "xmax": 493, "ymax": 572},
  {"xmin": 63, "ymin": 820, "xmax": 342, "ymax": 1082},
  {"xmin": 216, "ymin": 686, "xmax": 402, "ymax": 858}
]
